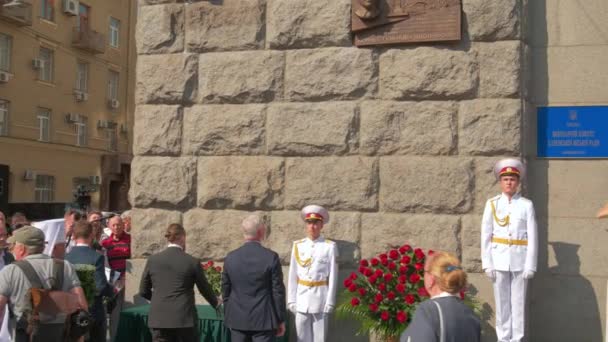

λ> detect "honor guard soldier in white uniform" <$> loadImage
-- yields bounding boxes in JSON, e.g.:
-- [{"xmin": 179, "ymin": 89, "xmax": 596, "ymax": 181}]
[
  {"xmin": 288, "ymin": 205, "xmax": 338, "ymax": 342},
  {"xmin": 481, "ymin": 158, "xmax": 538, "ymax": 342}
]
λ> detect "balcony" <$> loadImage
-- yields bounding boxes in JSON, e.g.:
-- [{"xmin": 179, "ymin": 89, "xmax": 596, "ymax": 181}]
[
  {"xmin": 72, "ymin": 27, "xmax": 106, "ymax": 54},
  {"xmin": 0, "ymin": 0, "xmax": 33, "ymax": 26}
]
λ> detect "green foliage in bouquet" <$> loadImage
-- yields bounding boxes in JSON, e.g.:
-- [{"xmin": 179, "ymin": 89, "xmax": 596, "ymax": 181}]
[
  {"xmin": 74, "ymin": 264, "xmax": 96, "ymax": 306},
  {"xmin": 202, "ymin": 261, "xmax": 222, "ymax": 297}
]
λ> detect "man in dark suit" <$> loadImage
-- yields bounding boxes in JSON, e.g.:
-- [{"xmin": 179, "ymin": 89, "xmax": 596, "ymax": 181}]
[
  {"xmin": 65, "ymin": 220, "xmax": 113, "ymax": 342},
  {"xmin": 222, "ymin": 215, "xmax": 286, "ymax": 342},
  {"xmin": 139, "ymin": 223, "xmax": 218, "ymax": 342}
]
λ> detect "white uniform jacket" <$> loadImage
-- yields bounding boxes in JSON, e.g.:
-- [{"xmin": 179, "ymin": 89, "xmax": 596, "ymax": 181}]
[
  {"xmin": 481, "ymin": 193, "xmax": 538, "ymax": 272},
  {"xmin": 288, "ymin": 237, "xmax": 338, "ymax": 313}
]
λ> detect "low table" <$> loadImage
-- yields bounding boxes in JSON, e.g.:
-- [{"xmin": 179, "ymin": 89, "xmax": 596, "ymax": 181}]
[{"xmin": 116, "ymin": 304, "xmax": 289, "ymax": 342}]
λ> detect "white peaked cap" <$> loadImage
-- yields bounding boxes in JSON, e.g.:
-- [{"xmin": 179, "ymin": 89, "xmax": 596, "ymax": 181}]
[
  {"xmin": 493, "ymin": 158, "xmax": 526, "ymax": 180},
  {"xmin": 300, "ymin": 205, "xmax": 330, "ymax": 224}
]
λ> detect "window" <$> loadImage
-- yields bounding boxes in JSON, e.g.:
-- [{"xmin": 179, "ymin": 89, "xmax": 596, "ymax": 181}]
[
  {"xmin": 40, "ymin": 0, "xmax": 54, "ymax": 21},
  {"xmin": 76, "ymin": 62, "xmax": 88, "ymax": 92},
  {"xmin": 0, "ymin": 34, "xmax": 11, "ymax": 72},
  {"xmin": 107, "ymin": 127, "xmax": 117, "ymax": 152},
  {"xmin": 38, "ymin": 47, "xmax": 53, "ymax": 82},
  {"xmin": 35, "ymin": 174, "xmax": 55, "ymax": 202},
  {"xmin": 0, "ymin": 100, "xmax": 8, "ymax": 136},
  {"xmin": 109, "ymin": 17, "xmax": 120, "ymax": 48},
  {"xmin": 76, "ymin": 4, "xmax": 89, "ymax": 32},
  {"xmin": 37, "ymin": 108, "xmax": 50, "ymax": 142},
  {"xmin": 76, "ymin": 117, "xmax": 87, "ymax": 146},
  {"xmin": 107, "ymin": 70, "xmax": 119, "ymax": 101}
]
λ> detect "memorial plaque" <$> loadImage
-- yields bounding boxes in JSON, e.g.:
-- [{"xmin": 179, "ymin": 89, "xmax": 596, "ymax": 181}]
[{"xmin": 352, "ymin": 0, "xmax": 461, "ymax": 47}]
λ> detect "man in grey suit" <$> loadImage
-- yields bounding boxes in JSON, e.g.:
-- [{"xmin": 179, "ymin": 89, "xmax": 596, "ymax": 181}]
[
  {"xmin": 139, "ymin": 223, "xmax": 218, "ymax": 342},
  {"xmin": 222, "ymin": 215, "xmax": 286, "ymax": 342}
]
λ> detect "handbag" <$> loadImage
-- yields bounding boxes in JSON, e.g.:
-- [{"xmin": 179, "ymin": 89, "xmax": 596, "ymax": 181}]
[{"xmin": 431, "ymin": 300, "xmax": 445, "ymax": 342}]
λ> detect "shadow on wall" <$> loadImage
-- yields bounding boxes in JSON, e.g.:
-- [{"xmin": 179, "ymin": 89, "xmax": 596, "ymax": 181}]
[{"xmin": 467, "ymin": 284, "xmax": 497, "ymax": 341}]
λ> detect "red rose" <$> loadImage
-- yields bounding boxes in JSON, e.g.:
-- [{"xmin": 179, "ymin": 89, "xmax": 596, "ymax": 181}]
[
  {"xmin": 348, "ymin": 284, "xmax": 358, "ymax": 292},
  {"xmin": 208, "ymin": 261, "xmax": 214, "ymax": 266},
  {"xmin": 396, "ymin": 283, "xmax": 405, "ymax": 293},
  {"xmin": 379, "ymin": 253, "xmax": 388, "ymax": 260},
  {"xmin": 418, "ymin": 287, "xmax": 429, "ymax": 297},
  {"xmin": 401, "ymin": 256, "xmax": 411, "ymax": 265},
  {"xmin": 381, "ymin": 258, "xmax": 389, "ymax": 266},
  {"xmin": 351, "ymin": 297, "xmax": 360, "ymax": 306},
  {"xmin": 388, "ymin": 262, "xmax": 396, "ymax": 270},
  {"xmin": 374, "ymin": 269, "xmax": 383, "ymax": 277},
  {"xmin": 380, "ymin": 311, "xmax": 390, "ymax": 321},
  {"xmin": 364, "ymin": 268, "xmax": 374, "ymax": 277},
  {"xmin": 405, "ymin": 294, "xmax": 415, "ymax": 304},
  {"xmin": 383, "ymin": 273, "xmax": 393, "ymax": 282},
  {"xmin": 350, "ymin": 272, "xmax": 358, "ymax": 280},
  {"xmin": 374, "ymin": 293, "xmax": 383, "ymax": 303},
  {"xmin": 396, "ymin": 311, "xmax": 408, "ymax": 323},
  {"xmin": 360, "ymin": 259, "xmax": 369, "ymax": 267},
  {"xmin": 414, "ymin": 248, "xmax": 425, "ymax": 260},
  {"xmin": 428, "ymin": 249, "xmax": 435, "ymax": 256},
  {"xmin": 358, "ymin": 287, "xmax": 367, "ymax": 296},
  {"xmin": 415, "ymin": 263, "xmax": 424, "ymax": 271},
  {"xmin": 399, "ymin": 265, "xmax": 407, "ymax": 274},
  {"xmin": 410, "ymin": 273, "xmax": 421, "ymax": 283},
  {"xmin": 389, "ymin": 249, "xmax": 400, "ymax": 260},
  {"xmin": 459, "ymin": 290, "xmax": 465, "ymax": 300},
  {"xmin": 358, "ymin": 266, "xmax": 365, "ymax": 273},
  {"xmin": 215, "ymin": 266, "xmax": 222, "ymax": 272},
  {"xmin": 371, "ymin": 258, "xmax": 380, "ymax": 266},
  {"xmin": 369, "ymin": 275, "xmax": 378, "ymax": 284},
  {"xmin": 400, "ymin": 244, "xmax": 412, "ymax": 253},
  {"xmin": 344, "ymin": 278, "xmax": 353, "ymax": 288},
  {"xmin": 378, "ymin": 283, "xmax": 386, "ymax": 292},
  {"xmin": 398, "ymin": 275, "xmax": 407, "ymax": 284},
  {"xmin": 203, "ymin": 264, "xmax": 209, "ymax": 270},
  {"xmin": 369, "ymin": 303, "xmax": 379, "ymax": 312},
  {"xmin": 387, "ymin": 291, "xmax": 396, "ymax": 300}
]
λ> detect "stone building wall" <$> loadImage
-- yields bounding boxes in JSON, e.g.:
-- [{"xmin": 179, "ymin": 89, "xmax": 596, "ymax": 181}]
[{"xmin": 130, "ymin": 0, "xmax": 528, "ymax": 340}]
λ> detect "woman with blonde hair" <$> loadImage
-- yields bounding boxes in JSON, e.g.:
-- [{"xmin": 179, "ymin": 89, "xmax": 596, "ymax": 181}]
[{"xmin": 400, "ymin": 251, "xmax": 480, "ymax": 342}]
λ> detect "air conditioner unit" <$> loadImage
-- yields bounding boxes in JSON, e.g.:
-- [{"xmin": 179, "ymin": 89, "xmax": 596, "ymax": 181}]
[
  {"xmin": 62, "ymin": 0, "xmax": 78, "ymax": 16},
  {"xmin": 32, "ymin": 58, "xmax": 43, "ymax": 69},
  {"xmin": 89, "ymin": 175, "xmax": 101, "ymax": 185},
  {"xmin": 108, "ymin": 99, "xmax": 120, "ymax": 109},
  {"xmin": 65, "ymin": 112, "xmax": 80, "ymax": 124},
  {"xmin": 0, "ymin": 71, "xmax": 10, "ymax": 83},
  {"xmin": 23, "ymin": 170, "xmax": 36, "ymax": 181},
  {"xmin": 74, "ymin": 91, "xmax": 88, "ymax": 102},
  {"xmin": 97, "ymin": 120, "xmax": 109, "ymax": 129}
]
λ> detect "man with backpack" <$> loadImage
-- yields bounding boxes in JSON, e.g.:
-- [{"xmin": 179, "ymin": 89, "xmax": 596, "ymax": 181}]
[{"xmin": 0, "ymin": 226, "xmax": 88, "ymax": 341}]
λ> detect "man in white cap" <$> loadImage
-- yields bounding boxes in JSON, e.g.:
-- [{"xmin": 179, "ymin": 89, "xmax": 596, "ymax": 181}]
[
  {"xmin": 481, "ymin": 158, "xmax": 538, "ymax": 342},
  {"xmin": 288, "ymin": 205, "xmax": 338, "ymax": 342}
]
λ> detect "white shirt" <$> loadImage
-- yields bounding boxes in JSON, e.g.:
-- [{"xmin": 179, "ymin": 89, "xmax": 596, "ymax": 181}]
[
  {"xmin": 431, "ymin": 291, "xmax": 459, "ymax": 299},
  {"xmin": 167, "ymin": 243, "xmax": 183, "ymax": 250}
]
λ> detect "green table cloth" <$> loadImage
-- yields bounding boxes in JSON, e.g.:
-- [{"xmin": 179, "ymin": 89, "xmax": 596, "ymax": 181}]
[{"xmin": 115, "ymin": 305, "xmax": 288, "ymax": 342}]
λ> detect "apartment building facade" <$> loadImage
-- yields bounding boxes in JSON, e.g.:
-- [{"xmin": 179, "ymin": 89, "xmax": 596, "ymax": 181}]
[{"xmin": 0, "ymin": 0, "xmax": 136, "ymax": 218}]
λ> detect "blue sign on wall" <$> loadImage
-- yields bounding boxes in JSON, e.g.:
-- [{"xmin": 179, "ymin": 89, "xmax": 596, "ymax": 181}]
[{"xmin": 537, "ymin": 106, "xmax": 608, "ymax": 158}]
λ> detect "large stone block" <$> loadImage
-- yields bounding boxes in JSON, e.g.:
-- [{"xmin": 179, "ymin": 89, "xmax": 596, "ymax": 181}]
[
  {"xmin": 285, "ymin": 157, "xmax": 379, "ymax": 211},
  {"xmin": 475, "ymin": 41, "xmax": 521, "ymax": 98},
  {"xmin": 130, "ymin": 157, "xmax": 196, "ymax": 208},
  {"xmin": 459, "ymin": 99, "xmax": 521, "ymax": 155},
  {"xmin": 185, "ymin": 1, "xmax": 264, "ymax": 52},
  {"xmin": 360, "ymin": 214, "xmax": 461, "ymax": 259},
  {"xmin": 461, "ymin": 214, "xmax": 482, "ymax": 272},
  {"xmin": 197, "ymin": 157, "xmax": 284, "ymax": 210},
  {"xmin": 183, "ymin": 105, "xmax": 265, "ymax": 155},
  {"xmin": 463, "ymin": 0, "xmax": 521, "ymax": 41},
  {"xmin": 267, "ymin": 102, "xmax": 358, "ymax": 156},
  {"xmin": 199, "ymin": 51, "xmax": 284, "ymax": 104},
  {"xmin": 130, "ymin": 208, "xmax": 182, "ymax": 258},
  {"xmin": 380, "ymin": 157, "xmax": 474, "ymax": 213},
  {"xmin": 136, "ymin": 54, "xmax": 198, "ymax": 104},
  {"xmin": 360, "ymin": 101, "xmax": 457, "ymax": 155},
  {"xmin": 266, "ymin": 0, "xmax": 351, "ymax": 49},
  {"xmin": 473, "ymin": 157, "xmax": 499, "ymax": 214},
  {"xmin": 133, "ymin": 105, "xmax": 182, "ymax": 156},
  {"xmin": 380, "ymin": 48, "xmax": 478, "ymax": 100},
  {"xmin": 183, "ymin": 209, "xmax": 269, "ymax": 260},
  {"xmin": 136, "ymin": 4, "xmax": 184, "ymax": 54},
  {"xmin": 285, "ymin": 48, "xmax": 376, "ymax": 102},
  {"xmin": 139, "ymin": 0, "xmax": 181, "ymax": 4},
  {"xmin": 266, "ymin": 211, "xmax": 361, "ymax": 265}
]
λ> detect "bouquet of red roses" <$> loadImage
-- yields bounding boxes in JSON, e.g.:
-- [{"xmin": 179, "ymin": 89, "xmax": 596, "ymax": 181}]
[
  {"xmin": 201, "ymin": 260, "xmax": 222, "ymax": 297},
  {"xmin": 336, "ymin": 244, "xmax": 433, "ymax": 339}
]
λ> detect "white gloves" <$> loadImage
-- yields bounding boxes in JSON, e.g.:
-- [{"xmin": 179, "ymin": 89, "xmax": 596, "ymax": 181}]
[
  {"xmin": 485, "ymin": 268, "xmax": 496, "ymax": 281},
  {"xmin": 323, "ymin": 305, "xmax": 334, "ymax": 314},
  {"xmin": 522, "ymin": 270, "xmax": 535, "ymax": 279},
  {"xmin": 288, "ymin": 303, "xmax": 297, "ymax": 313}
]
